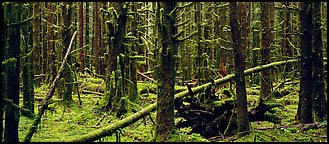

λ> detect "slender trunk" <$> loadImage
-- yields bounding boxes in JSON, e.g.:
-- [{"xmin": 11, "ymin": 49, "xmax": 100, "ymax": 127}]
[
  {"xmin": 79, "ymin": 2, "xmax": 84, "ymax": 73},
  {"xmin": 260, "ymin": 2, "xmax": 272, "ymax": 100},
  {"xmin": 229, "ymin": 2, "xmax": 249, "ymax": 136}
]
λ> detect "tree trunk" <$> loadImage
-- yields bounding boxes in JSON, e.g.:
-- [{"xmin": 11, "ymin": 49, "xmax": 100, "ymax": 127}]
[
  {"xmin": 297, "ymin": 2, "xmax": 313, "ymax": 124},
  {"xmin": 93, "ymin": 2, "xmax": 100, "ymax": 74},
  {"xmin": 155, "ymin": 2, "xmax": 177, "ymax": 142},
  {"xmin": 22, "ymin": 2, "xmax": 34, "ymax": 117},
  {"xmin": 260, "ymin": 2, "xmax": 272, "ymax": 100},
  {"xmin": 47, "ymin": 2, "xmax": 56, "ymax": 83},
  {"xmin": 103, "ymin": 2, "xmax": 128, "ymax": 113},
  {"xmin": 3, "ymin": 2, "xmax": 21, "ymax": 142},
  {"xmin": 312, "ymin": 2, "xmax": 327, "ymax": 121},
  {"xmin": 62, "ymin": 2, "xmax": 74, "ymax": 106},
  {"xmin": 33, "ymin": 2, "xmax": 41, "ymax": 87},
  {"xmin": 79, "ymin": 2, "xmax": 84, "ymax": 73},
  {"xmin": 229, "ymin": 2, "xmax": 249, "ymax": 136}
]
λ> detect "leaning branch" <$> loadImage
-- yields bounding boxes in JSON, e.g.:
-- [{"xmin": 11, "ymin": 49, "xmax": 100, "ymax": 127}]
[
  {"xmin": 24, "ymin": 31, "xmax": 77, "ymax": 142},
  {"xmin": 67, "ymin": 59, "xmax": 299, "ymax": 142}
]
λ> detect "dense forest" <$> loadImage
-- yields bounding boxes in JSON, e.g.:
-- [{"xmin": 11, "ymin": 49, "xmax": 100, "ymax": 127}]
[{"xmin": 1, "ymin": 2, "xmax": 327, "ymax": 142}]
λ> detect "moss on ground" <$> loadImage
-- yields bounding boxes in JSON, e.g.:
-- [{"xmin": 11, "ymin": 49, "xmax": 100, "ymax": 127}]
[{"xmin": 14, "ymin": 74, "xmax": 327, "ymax": 142}]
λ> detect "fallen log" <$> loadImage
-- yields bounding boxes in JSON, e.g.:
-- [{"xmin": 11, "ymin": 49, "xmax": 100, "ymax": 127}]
[
  {"xmin": 24, "ymin": 31, "xmax": 78, "ymax": 142},
  {"xmin": 67, "ymin": 59, "xmax": 298, "ymax": 142}
]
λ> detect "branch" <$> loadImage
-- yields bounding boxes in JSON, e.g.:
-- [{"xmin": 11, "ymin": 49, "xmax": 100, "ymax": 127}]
[
  {"xmin": 6, "ymin": 15, "xmax": 34, "ymax": 27},
  {"xmin": 3, "ymin": 99, "xmax": 35, "ymax": 118},
  {"xmin": 177, "ymin": 30, "xmax": 198, "ymax": 42},
  {"xmin": 24, "ymin": 31, "xmax": 77, "ymax": 142}
]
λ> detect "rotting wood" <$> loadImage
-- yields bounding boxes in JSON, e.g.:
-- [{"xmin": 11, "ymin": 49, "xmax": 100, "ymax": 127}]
[
  {"xmin": 23, "ymin": 31, "xmax": 77, "ymax": 142},
  {"xmin": 67, "ymin": 59, "xmax": 299, "ymax": 142}
]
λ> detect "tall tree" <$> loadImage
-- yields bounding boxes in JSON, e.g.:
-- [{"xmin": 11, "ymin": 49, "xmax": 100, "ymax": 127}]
[
  {"xmin": 155, "ymin": 2, "xmax": 177, "ymax": 142},
  {"xmin": 62, "ymin": 2, "xmax": 74, "ymax": 106},
  {"xmin": 22, "ymin": 2, "xmax": 34, "ymax": 117},
  {"xmin": 297, "ymin": 2, "xmax": 313, "ymax": 124},
  {"xmin": 79, "ymin": 2, "xmax": 84, "ymax": 73},
  {"xmin": 312, "ymin": 2, "xmax": 327, "ymax": 121},
  {"xmin": 3, "ymin": 2, "xmax": 21, "ymax": 142},
  {"xmin": 93, "ymin": 2, "xmax": 100, "ymax": 74},
  {"xmin": 229, "ymin": 2, "xmax": 249, "ymax": 136},
  {"xmin": 281, "ymin": 2, "xmax": 292, "ymax": 71},
  {"xmin": 47, "ymin": 2, "xmax": 56, "ymax": 83},
  {"xmin": 1, "ymin": 1, "xmax": 5, "ymax": 141},
  {"xmin": 33, "ymin": 2, "xmax": 41, "ymax": 86},
  {"xmin": 260, "ymin": 2, "xmax": 272, "ymax": 100},
  {"xmin": 103, "ymin": 2, "xmax": 128, "ymax": 113}
]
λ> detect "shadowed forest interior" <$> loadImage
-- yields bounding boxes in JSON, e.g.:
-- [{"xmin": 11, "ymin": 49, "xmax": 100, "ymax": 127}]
[{"xmin": 1, "ymin": 2, "xmax": 327, "ymax": 142}]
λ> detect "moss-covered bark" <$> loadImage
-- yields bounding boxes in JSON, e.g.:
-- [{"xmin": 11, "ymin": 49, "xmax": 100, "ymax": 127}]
[
  {"xmin": 312, "ymin": 2, "xmax": 326, "ymax": 121},
  {"xmin": 62, "ymin": 2, "xmax": 74, "ymax": 106},
  {"xmin": 260, "ymin": 2, "xmax": 272, "ymax": 100},
  {"xmin": 22, "ymin": 2, "xmax": 34, "ymax": 117},
  {"xmin": 154, "ymin": 2, "xmax": 177, "ymax": 142}
]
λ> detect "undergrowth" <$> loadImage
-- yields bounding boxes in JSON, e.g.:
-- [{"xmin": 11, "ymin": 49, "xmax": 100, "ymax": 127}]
[{"xmin": 14, "ymin": 75, "xmax": 327, "ymax": 142}]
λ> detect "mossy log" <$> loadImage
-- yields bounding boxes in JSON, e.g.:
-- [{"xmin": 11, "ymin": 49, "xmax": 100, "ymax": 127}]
[{"xmin": 67, "ymin": 59, "xmax": 298, "ymax": 142}]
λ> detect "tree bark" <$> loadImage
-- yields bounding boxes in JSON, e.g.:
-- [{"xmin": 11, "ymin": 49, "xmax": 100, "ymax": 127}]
[
  {"xmin": 79, "ymin": 2, "xmax": 84, "ymax": 73},
  {"xmin": 297, "ymin": 2, "xmax": 313, "ymax": 124},
  {"xmin": 312, "ymin": 2, "xmax": 326, "ymax": 121},
  {"xmin": 260, "ymin": 2, "xmax": 272, "ymax": 100},
  {"xmin": 154, "ymin": 2, "xmax": 177, "ymax": 142},
  {"xmin": 93, "ymin": 2, "xmax": 100, "ymax": 74},
  {"xmin": 229, "ymin": 2, "xmax": 249, "ymax": 136},
  {"xmin": 22, "ymin": 2, "xmax": 34, "ymax": 117},
  {"xmin": 62, "ymin": 2, "xmax": 74, "ymax": 106},
  {"xmin": 3, "ymin": 2, "xmax": 21, "ymax": 142},
  {"xmin": 33, "ymin": 2, "xmax": 41, "ymax": 86}
]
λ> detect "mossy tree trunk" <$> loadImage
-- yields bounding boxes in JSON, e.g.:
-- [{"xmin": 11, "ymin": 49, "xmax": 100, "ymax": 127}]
[
  {"xmin": 154, "ymin": 2, "xmax": 177, "ymax": 142},
  {"xmin": 3, "ymin": 2, "xmax": 21, "ymax": 142},
  {"xmin": 195, "ymin": 2, "xmax": 203, "ymax": 85},
  {"xmin": 229, "ymin": 2, "xmax": 249, "ymax": 137},
  {"xmin": 260, "ymin": 2, "xmax": 272, "ymax": 100},
  {"xmin": 297, "ymin": 2, "xmax": 313, "ymax": 124},
  {"xmin": 312, "ymin": 2, "xmax": 327, "ymax": 121},
  {"xmin": 62, "ymin": 2, "xmax": 74, "ymax": 106},
  {"xmin": 103, "ymin": 2, "xmax": 128, "ymax": 113},
  {"xmin": 129, "ymin": 2, "xmax": 138, "ymax": 101},
  {"xmin": 22, "ymin": 2, "xmax": 34, "ymax": 117}
]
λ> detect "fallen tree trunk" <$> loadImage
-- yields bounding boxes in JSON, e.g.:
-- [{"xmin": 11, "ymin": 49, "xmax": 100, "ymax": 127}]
[
  {"xmin": 24, "ymin": 31, "xmax": 77, "ymax": 142},
  {"xmin": 67, "ymin": 59, "xmax": 298, "ymax": 142}
]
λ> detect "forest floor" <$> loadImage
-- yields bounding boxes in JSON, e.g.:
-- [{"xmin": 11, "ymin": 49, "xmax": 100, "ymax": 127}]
[{"xmin": 16, "ymin": 74, "xmax": 327, "ymax": 142}]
